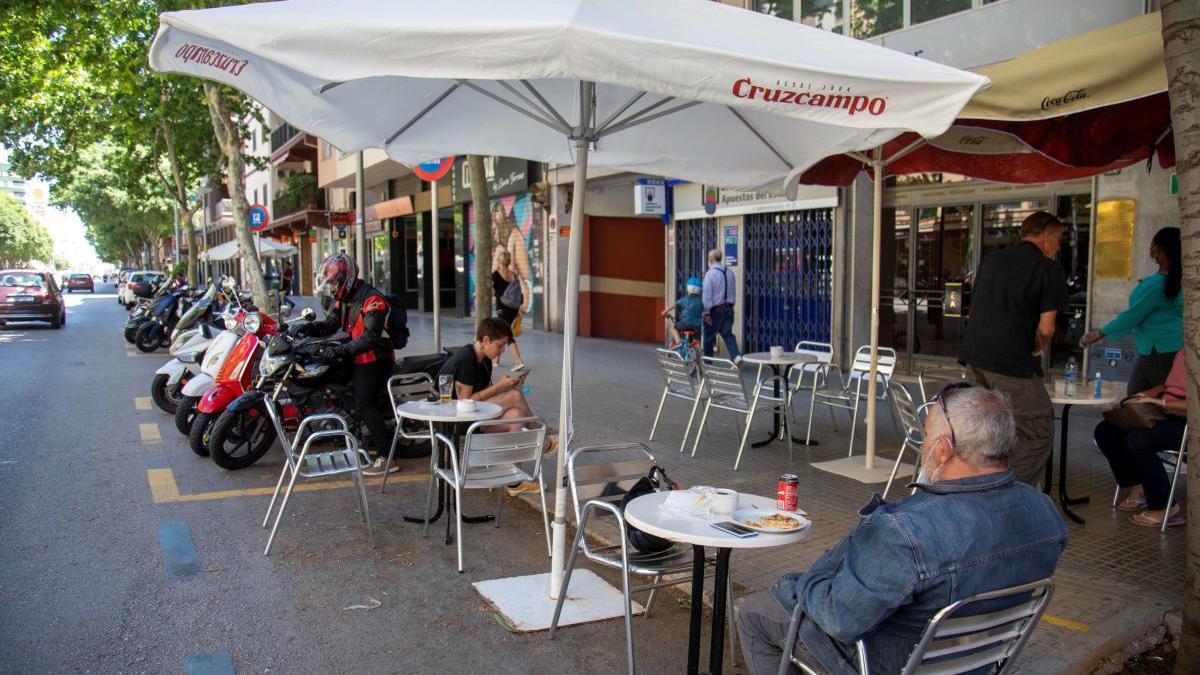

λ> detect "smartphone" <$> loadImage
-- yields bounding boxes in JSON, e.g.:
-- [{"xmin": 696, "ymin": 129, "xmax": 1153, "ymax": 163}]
[
  {"xmin": 509, "ymin": 363, "xmax": 528, "ymax": 374},
  {"xmin": 710, "ymin": 521, "xmax": 758, "ymax": 538}
]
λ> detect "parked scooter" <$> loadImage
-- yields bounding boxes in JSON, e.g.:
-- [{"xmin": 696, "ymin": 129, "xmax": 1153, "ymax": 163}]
[
  {"xmin": 174, "ymin": 310, "xmax": 247, "ymax": 440},
  {"xmin": 151, "ymin": 312, "xmax": 231, "ymax": 414},
  {"xmin": 134, "ymin": 285, "xmax": 196, "ymax": 353}
]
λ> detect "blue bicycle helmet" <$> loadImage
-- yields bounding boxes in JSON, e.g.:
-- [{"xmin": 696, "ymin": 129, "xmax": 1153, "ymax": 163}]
[{"xmin": 686, "ymin": 276, "xmax": 702, "ymax": 294}]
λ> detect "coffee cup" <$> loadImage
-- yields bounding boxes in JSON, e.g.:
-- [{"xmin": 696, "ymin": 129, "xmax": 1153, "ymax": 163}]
[
  {"xmin": 769, "ymin": 345, "xmax": 784, "ymax": 359},
  {"xmin": 712, "ymin": 488, "xmax": 738, "ymax": 516},
  {"xmin": 457, "ymin": 398, "xmax": 477, "ymax": 413}
]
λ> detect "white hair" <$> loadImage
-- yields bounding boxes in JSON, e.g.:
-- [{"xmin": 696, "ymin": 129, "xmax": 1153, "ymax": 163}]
[
  {"xmin": 708, "ymin": 248, "xmax": 723, "ymax": 263},
  {"xmin": 930, "ymin": 387, "xmax": 1015, "ymax": 466}
]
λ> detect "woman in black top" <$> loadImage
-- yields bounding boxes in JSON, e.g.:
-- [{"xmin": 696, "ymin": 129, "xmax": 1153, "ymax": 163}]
[{"xmin": 492, "ymin": 250, "xmax": 526, "ymax": 368}]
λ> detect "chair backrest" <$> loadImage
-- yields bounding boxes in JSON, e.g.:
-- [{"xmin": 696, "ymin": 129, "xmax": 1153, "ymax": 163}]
[
  {"xmin": 656, "ymin": 348, "xmax": 701, "ymax": 396},
  {"xmin": 889, "ymin": 381, "xmax": 924, "ymax": 449},
  {"xmin": 387, "ymin": 373, "xmax": 436, "ymax": 440},
  {"xmin": 459, "ymin": 417, "xmax": 547, "ymax": 482},
  {"xmin": 567, "ymin": 443, "xmax": 656, "ymax": 528},
  {"xmin": 795, "ymin": 341, "xmax": 834, "ymax": 366},
  {"xmin": 700, "ymin": 356, "xmax": 750, "ymax": 407},
  {"xmin": 897, "ymin": 578, "xmax": 1054, "ymax": 675},
  {"xmin": 850, "ymin": 345, "xmax": 898, "ymax": 378}
]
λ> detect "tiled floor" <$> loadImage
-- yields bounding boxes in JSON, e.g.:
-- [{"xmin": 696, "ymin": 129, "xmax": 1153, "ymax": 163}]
[{"xmin": 399, "ymin": 311, "xmax": 1184, "ymax": 673}]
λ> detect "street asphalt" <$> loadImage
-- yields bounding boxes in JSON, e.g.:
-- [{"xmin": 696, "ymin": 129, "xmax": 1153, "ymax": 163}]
[{"xmin": 0, "ymin": 284, "xmax": 703, "ymax": 674}]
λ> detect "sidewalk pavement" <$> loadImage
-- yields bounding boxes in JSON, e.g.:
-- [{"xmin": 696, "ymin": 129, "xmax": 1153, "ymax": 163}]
[{"xmin": 337, "ymin": 302, "xmax": 1185, "ymax": 672}]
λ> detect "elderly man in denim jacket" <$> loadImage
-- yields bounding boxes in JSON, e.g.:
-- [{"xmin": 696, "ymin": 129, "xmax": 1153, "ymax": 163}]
[{"xmin": 736, "ymin": 386, "xmax": 1068, "ymax": 675}]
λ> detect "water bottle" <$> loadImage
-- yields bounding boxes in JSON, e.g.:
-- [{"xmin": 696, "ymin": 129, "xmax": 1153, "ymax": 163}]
[
  {"xmin": 1064, "ymin": 357, "xmax": 1078, "ymax": 397},
  {"xmin": 1093, "ymin": 371, "xmax": 1103, "ymax": 398}
]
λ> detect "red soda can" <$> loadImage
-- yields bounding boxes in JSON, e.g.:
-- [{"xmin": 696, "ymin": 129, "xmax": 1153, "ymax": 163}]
[{"xmin": 776, "ymin": 474, "xmax": 799, "ymax": 512}]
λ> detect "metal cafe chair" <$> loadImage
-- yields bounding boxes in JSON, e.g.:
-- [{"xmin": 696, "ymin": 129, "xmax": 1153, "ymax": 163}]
[
  {"xmin": 789, "ymin": 341, "xmax": 834, "ymax": 430},
  {"xmin": 806, "ymin": 345, "xmax": 899, "ymax": 456},
  {"xmin": 881, "ymin": 382, "xmax": 930, "ymax": 501},
  {"xmin": 690, "ymin": 356, "xmax": 791, "ymax": 471},
  {"xmin": 381, "ymin": 372, "xmax": 436, "ymax": 493},
  {"xmin": 261, "ymin": 410, "xmax": 374, "ymax": 556},
  {"xmin": 648, "ymin": 348, "xmax": 708, "ymax": 453},
  {"xmin": 549, "ymin": 443, "xmax": 737, "ymax": 675},
  {"xmin": 424, "ymin": 417, "xmax": 549, "ymax": 573},
  {"xmin": 778, "ymin": 578, "xmax": 1054, "ymax": 675},
  {"xmin": 1111, "ymin": 423, "xmax": 1188, "ymax": 533}
]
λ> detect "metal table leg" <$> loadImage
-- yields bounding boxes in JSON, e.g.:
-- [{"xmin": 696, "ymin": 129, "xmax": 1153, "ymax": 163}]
[
  {"xmin": 752, "ymin": 364, "xmax": 814, "ymax": 448},
  {"xmin": 1057, "ymin": 404, "xmax": 1088, "ymax": 524},
  {"xmin": 402, "ymin": 420, "xmax": 494, "ymax": 529},
  {"xmin": 708, "ymin": 548, "xmax": 733, "ymax": 675},
  {"xmin": 687, "ymin": 544, "xmax": 705, "ymax": 675}
]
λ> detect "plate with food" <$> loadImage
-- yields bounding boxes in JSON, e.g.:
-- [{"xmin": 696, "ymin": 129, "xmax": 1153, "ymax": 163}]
[{"xmin": 730, "ymin": 509, "xmax": 810, "ymax": 534}]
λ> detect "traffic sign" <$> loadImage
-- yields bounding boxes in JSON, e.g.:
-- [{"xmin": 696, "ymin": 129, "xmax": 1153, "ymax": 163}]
[
  {"xmin": 248, "ymin": 203, "xmax": 269, "ymax": 231},
  {"xmin": 329, "ymin": 211, "xmax": 355, "ymax": 226},
  {"xmin": 412, "ymin": 156, "xmax": 455, "ymax": 182}
]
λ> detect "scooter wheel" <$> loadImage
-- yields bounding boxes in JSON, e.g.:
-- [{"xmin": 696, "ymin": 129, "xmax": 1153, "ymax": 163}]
[
  {"xmin": 150, "ymin": 373, "xmax": 178, "ymax": 415},
  {"xmin": 189, "ymin": 412, "xmax": 213, "ymax": 457},
  {"xmin": 135, "ymin": 323, "xmax": 161, "ymax": 353},
  {"xmin": 208, "ymin": 406, "xmax": 277, "ymax": 470},
  {"xmin": 175, "ymin": 396, "xmax": 199, "ymax": 436},
  {"xmin": 124, "ymin": 325, "xmax": 137, "ymax": 343}
]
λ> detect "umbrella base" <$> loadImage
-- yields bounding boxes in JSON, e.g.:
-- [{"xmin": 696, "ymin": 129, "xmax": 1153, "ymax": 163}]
[
  {"xmin": 811, "ymin": 455, "xmax": 914, "ymax": 484},
  {"xmin": 473, "ymin": 570, "xmax": 642, "ymax": 632}
]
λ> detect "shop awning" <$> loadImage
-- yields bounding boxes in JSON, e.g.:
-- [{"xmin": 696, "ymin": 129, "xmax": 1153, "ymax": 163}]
[{"xmin": 200, "ymin": 237, "xmax": 298, "ymax": 262}]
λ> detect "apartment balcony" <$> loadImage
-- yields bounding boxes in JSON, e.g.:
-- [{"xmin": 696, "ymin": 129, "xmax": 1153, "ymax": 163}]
[
  {"xmin": 269, "ymin": 189, "xmax": 328, "ymax": 232},
  {"xmin": 207, "ymin": 198, "xmax": 234, "ymax": 227},
  {"xmin": 269, "ymin": 122, "xmax": 319, "ymax": 168}
]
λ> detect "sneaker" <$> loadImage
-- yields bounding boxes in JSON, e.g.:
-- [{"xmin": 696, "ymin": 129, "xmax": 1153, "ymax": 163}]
[
  {"xmin": 362, "ymin": 457, "xmax": 400, "ymax": 476},
  {"xmin": 505, "ymin": 482, "xmax": 539, "ymax": 497},
  {"xmin": 734, "ymin": 355, "xmax": 743, "ymax": 365}
]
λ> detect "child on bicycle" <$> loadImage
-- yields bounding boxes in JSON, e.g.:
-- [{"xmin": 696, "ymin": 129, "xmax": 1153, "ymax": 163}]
[{"xmin": 662, "ymin": 276, "xmax": 704, "ymax": 349}]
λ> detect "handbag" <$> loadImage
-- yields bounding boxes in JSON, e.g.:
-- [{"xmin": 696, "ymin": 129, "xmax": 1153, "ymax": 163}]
[
  {"xmin": 1103, "ymin": 396, "xmax": 1168, "ymax": 431},
  {"xmin": 616, "ymin": 466, "xmax": 679, "ymax": 554},
  {"xmin": 511, "ymin": 312, "xmax": 523, "ymax": 337},
  {"xmin": 499, "ymin": 274, "xmax": 523, "ymax": 309}
]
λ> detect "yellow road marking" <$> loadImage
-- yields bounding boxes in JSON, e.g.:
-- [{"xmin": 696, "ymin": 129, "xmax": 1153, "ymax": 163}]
[
  {"xmin": 139, "ymin": 423, "xmax": 162, "ymax": 444},
  {"xmin": 1042, "ymin": 614, "xmax": 1090, "ymax": 632},
  {"xmin": 147, "ymin": 467, "xmax": 427, "ymax": 504},
  {"xmin": 135, "ymin": 397, "xmax": 152, "ymax": 410}
]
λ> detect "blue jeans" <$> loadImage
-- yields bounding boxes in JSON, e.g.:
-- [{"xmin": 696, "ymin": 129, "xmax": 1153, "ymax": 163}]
[{"xmin": 703, "ymin": 304, "xmax": 740, "ymax": 359}]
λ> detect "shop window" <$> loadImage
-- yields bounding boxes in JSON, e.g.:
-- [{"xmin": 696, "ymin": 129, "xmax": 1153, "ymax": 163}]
[
  {"xmin": 911, "ymin": 0, "xmax": 972, "ymax": 25},
  {"xmin": 799, "ymin": 0, "xmax": 843, "ymax": 33},
  {"xmin": 755, "ymin": 0, "xmax": 794, "ymax": 20},
  {"xmin": 850, "ymin": 0, "xmax": 903, "ymax": 39},
  {"xmin": 980, "ymin": 200, "xmax": 1045, "ymax": 260}
]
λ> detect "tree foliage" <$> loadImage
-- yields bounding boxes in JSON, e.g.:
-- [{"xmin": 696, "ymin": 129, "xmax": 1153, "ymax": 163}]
[{"xmin": 0, "ymin": 194, "xmax": 53, "ymax": 266}]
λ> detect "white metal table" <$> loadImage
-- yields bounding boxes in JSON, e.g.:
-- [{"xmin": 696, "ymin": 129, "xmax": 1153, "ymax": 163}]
[
  {"xmin": 395, "ymin": 400, "xmax": 503, "ymax": 535},
  {"xmin": 625, "ymin": 491, "xmax": 811, "ymax": 675},
  {"xmin": 1044, "ymin": 381, "xmax": 1123, "ymax": 524},
  {"xmin": 741, "ymin": 351, "xmax": 817, "ymax": 448}
]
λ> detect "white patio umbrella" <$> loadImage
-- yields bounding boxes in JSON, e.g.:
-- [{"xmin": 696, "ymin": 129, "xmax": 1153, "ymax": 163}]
[
  {"xmin": 200, "ymin": 237, "xmax": 297, "ymax": 262},
  {"xmin": 150, "ymin": 0, "xmax": 987, "ymax": 601}
]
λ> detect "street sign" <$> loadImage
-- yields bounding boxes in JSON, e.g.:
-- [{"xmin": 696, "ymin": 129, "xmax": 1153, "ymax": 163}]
[
  {"xmin": 248, "ymin": 203, "xmax": 269, "ymax": 231},
  {"xmin": 329, "ymin": 210, "xmax": 355, "ymax": 226},
  {"xmin": 634, "ymin": 178, "xmax": 666, "ymax": 215},
  {"xmin": 412, "ymin": 156, "xmax": 455, "ymax": 182}
]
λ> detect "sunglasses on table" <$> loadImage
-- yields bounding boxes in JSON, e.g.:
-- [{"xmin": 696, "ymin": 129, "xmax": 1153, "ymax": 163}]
[{"xmin": 931, "ymin": 382, "xmax": 973, "ymax": 449}]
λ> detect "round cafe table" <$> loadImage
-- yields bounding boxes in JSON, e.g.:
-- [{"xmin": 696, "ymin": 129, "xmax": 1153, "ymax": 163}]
[
  {"xmin": 625, "ymin": 491, "xmax": 811, "ymax": 675},
  {"xmin": 1044, "ymin": 381, "xmax": 1123, "ymax": 525},
  {"xmin": 395, "ymin": 400, "xmax": 503, "ymax": 536},
  {"xmin": 740, "ymin": 351, "xmax": 817, "ymax": 448}
]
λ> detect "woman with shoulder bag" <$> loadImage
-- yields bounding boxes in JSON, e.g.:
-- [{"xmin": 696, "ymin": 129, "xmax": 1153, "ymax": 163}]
[
  {"xmin": 1093, "ymin": 350, "xmax": 1187, "ymax": 528},
  {"xmin": 492, "ymin": 249, "xmax": 526, "ymax": 369}
]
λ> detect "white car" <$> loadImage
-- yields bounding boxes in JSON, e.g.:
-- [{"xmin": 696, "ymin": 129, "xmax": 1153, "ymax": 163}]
[{"xmin": 119, "ymin": 270, "xmax": 165, "ymax": 306}]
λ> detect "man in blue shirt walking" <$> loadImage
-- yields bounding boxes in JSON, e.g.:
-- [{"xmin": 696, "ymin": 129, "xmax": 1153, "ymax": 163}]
[{"xmin": 701, "ymin": 248, "xmax": 741, "ymax": 361}]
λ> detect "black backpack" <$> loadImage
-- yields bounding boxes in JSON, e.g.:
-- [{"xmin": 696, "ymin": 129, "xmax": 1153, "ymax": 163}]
[
  {"xmin": 617, "ymin": 466, "xmax": 679, "ymax": 554},
  {"xmin": 382, "ymin": 293, "xmax": 410, "ymax": 350}
]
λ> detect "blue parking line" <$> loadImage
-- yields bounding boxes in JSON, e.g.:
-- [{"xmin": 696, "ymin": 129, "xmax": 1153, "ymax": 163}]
[
  {"xmin": 156, "ymin": 521, "xmax": 202, "ymax": 581},
  {"xmin": 184, "ymin": 650, "xmax": 235, "ymax": 675}
]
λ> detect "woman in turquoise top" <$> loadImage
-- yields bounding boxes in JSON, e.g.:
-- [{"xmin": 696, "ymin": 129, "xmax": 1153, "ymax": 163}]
[{"xmin": 1082, "ymin": 227, "xmax": 1182, "ymax": 394}]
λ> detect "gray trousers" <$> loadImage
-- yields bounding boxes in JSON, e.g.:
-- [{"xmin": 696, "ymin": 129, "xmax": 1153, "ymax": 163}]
[
  {"xmin": 966, "ymin": 366, "xmax": 1054, "ymax": 487},
  {"xmin": 1127, "ymin": 349, "xmax": 1177, "ymax": 396},
  {"xmin": 736, "ymin": 590, "xmax": 817, "ymax": 675}
]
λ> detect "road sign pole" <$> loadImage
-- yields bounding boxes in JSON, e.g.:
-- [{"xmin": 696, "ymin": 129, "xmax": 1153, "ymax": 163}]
[{"xmin": 431, "ymin": 177, "xmax": 441, "ymax": 352}]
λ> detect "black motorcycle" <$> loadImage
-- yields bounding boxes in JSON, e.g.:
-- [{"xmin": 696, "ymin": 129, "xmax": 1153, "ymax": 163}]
[
  {"xmin": 207, "ymin": 329, "xmax": 446, "ymax": 471},
  {"xmin": 134, "ymin": 286, "xmax": 198, "ymax": 353}
]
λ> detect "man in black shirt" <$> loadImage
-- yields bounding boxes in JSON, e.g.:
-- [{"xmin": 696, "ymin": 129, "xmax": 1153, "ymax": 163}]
[
  {"xmin": 439, "ymin": 317, "xmax": 533, "ymax": 431},
  {"xmin": 960, "ymin": 211, "xmax": 1068, "ymax": 486}
]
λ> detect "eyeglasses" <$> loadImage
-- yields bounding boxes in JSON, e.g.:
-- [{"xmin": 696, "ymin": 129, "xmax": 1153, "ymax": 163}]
[{"xmin": 932, "ymin": 382, "xmax": 972, "ymax": 449}]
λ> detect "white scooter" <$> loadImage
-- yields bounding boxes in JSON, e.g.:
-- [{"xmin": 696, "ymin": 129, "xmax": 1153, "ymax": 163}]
[
  {"xmin": 150, "ymin": 318, "xmax": 227, "ymax": 414},
  {"xmin": 174, "ymin": 312, "xmax": 246, "ymax": 437}
]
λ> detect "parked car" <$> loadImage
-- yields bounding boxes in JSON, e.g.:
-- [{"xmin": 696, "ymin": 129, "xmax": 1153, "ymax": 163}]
[
  {"xmin": 66, "ymin": 273, "xmax": 95, "ymax": 293},
  {"xmin": 0, "ymin": 270, "xmax": 65, "ymax": 329},
  {"xmin": 119, "ymin": 271, "xmax": 165, "ymax": 306}
]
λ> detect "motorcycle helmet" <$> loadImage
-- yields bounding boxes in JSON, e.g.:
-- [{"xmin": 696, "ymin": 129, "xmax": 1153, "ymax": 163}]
[
  {"xmin": 316, "ymin": 252, "xmax": 358, "ymax": 302},
  {"xmin": 686, "ymin": 276, "xmax": 702, "ymax": 295}
]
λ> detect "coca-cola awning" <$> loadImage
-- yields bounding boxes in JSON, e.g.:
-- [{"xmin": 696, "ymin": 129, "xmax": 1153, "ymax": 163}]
[
  {"xmin": 792, "ymin": 12, "xmax": 1172, "ymax": 188},
  {"xmin": 148, "ymin": 0, "xmax": 988, "ymax": 192}
]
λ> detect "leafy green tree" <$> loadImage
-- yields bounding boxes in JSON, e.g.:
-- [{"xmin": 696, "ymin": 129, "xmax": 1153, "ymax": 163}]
[{"xmin": 0, "ymin": 194, "xmax": 53, "ymax": 266}]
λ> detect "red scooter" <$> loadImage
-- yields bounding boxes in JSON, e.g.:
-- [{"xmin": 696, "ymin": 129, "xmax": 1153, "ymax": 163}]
[{"xmin": 188, "ymin": 310, "xmax": 281, "ymax": 457}]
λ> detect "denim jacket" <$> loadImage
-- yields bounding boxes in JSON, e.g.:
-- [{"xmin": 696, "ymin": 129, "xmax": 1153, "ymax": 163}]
[{"xmin": 771, "ymin": 471, "xmax": 1067, "ymax": 675}]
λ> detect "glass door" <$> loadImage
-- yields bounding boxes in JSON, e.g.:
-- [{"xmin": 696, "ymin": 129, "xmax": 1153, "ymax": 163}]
[{"xmin": 912, "ymin": 204, "xmax": 974, "ymax": 360}]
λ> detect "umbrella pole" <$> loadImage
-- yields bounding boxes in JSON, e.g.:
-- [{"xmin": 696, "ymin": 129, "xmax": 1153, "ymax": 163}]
[
  {"xmin": 550, "ymin": 81, "xmax": 593, "ymax": 599},
  {"xmin": 431, "ymin": 177, "xmax": 441, "ymax": 352},
  {"xmin": 864, "ymin": 150, "xmax": 884, "ymax": 470}
]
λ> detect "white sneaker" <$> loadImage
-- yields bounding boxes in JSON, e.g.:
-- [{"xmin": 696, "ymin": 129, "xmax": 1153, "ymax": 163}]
[
  {"xmin": 734, "ymin": 355, "xmax": 743, "ymax": 365},
  {"xmin": 362, "ymin": 457, "xmax": 400, "ymax": 476}
]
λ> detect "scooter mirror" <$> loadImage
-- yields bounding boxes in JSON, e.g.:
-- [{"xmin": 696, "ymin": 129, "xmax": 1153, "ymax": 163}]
[
  {"xmin": 280, "ymin": 303, "xmax": 293, "ymax": 318},
  {"xmin": 301, "ymin": 308, "xmax": 316, "ymax": 322}
]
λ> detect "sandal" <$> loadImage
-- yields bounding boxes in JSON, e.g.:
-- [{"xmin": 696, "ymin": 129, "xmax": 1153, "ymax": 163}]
[
  {"xmin": 1117, "ymin": 497, "xmax": 1147, "ymax": 512},
  {"xmin": 1129, "ymin": 511, "xmax": 1186, "ymax": 528}
]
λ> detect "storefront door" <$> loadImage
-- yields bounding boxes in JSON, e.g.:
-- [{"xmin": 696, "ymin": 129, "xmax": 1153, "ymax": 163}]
[{"xmin": 742, "ymin": 208, "xmax": 833, "ymax": 353}]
